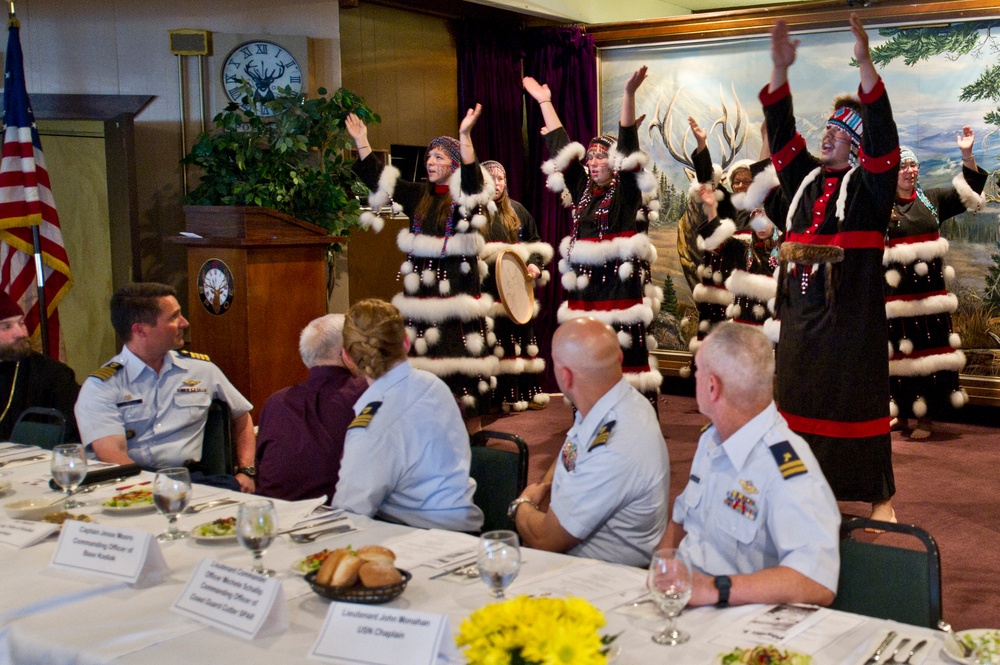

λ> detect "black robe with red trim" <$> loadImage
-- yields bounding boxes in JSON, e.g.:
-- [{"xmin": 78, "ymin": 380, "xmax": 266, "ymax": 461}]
[{"xmin": 762, "ymin": 78, "xmax": 900, "ymax": 503}]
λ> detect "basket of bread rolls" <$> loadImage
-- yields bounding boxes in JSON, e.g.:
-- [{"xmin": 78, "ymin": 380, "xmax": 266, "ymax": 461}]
[{"xmin": 304, "ymin": 544, "xmax": 411, "ymax": 604}]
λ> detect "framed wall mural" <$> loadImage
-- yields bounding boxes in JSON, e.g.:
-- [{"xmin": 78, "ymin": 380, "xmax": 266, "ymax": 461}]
[{"xmin": 597, "ymin": 12, "xmax": 1000, "ymax": 401}]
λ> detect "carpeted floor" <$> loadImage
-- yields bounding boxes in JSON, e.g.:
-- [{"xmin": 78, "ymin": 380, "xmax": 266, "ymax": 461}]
[{"xmin": 482, "ymin": 390, "xmax": 1000, "ymax": 630}]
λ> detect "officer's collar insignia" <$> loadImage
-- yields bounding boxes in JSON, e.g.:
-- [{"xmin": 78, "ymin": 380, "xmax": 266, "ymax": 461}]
[
  {"xmin": 769, "ymin": 441, "xmax": 807, "ymax": 479},
  {"xmin": 587, "ymin": 420, "xmax": 616, "ymax": 452},
  {"xmin": 348, "ymin": 401, "xmax": 383, "ymax": 429},
  {"xmin": 89, "ymin": 362, "xmax": 123, "ymax": 381},
  {"xmin": 739, "ymin": 479, "xmax": 759, "ymax": 495}
]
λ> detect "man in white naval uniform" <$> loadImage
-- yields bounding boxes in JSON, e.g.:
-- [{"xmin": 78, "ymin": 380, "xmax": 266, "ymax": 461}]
[
  {"xmin": 659, "ymin": 322, "xmax": 840, "ymax": 606},
  {"xmin": 510, "ymin": 317, "xmax": 669, "ymax": 567},
  {"xmin": 75, "ymin": 283, "xmax": 256, "ymax": 492}
]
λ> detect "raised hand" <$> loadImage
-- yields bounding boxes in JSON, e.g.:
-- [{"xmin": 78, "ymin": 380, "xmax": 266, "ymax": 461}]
[
  {"xmin": 770, "ymin": 20, "xmax": 799, "ymax": 70},
  {"xmin": 523, "ymin": 77, "xmax": 552, "ymax": 104},
  {"xmin": 624, "ymin": 65, "xmax": 648, "ymax": 96},
  {"xmin": 459, "ymin": 103, "xmax": 483, "ymax": 137},
  {"xmin": 345, "ymin": 113, "xmax": 367, "ymax": 144},
  {"xmin": 957, "ymin": 125, "xmax": 975, "ymax": 152},
  {"xmin": 850, "ymin": 12, "xmax": 870, "ymax": 64},
  {"xmin": 689, "ymin": 116, "xmax": 707, "ymax": 150}
]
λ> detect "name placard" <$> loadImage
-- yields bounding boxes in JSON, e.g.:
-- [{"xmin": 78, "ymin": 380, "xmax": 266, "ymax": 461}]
[
  {"xmin": 50, "ymin": 521, "xmax": 166, "ymax": 585},
  {"xmin": 0, "ymin": 518, "xmax": 59, "ymax": 548},
  {"xmin": 309, "ymin": 603, "xmax": 448, "ymax": 665},
  {"xmin": 172, "ymin": 559, "xmax": 288, "ymax": 639}
]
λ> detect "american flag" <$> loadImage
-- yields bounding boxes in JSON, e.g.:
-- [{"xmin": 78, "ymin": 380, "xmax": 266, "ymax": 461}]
[{"xmin": 1, "ymin": 17, "xmax": 72, "ymax": 357}]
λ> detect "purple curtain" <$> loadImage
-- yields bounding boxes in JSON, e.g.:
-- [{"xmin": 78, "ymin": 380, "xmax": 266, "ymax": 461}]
[
  {"xmin": 455, "ymin": 22, "xmax": 526, "ymax": 202},
  {"xmin": 523, "ymin": 27, "xmax": 598, "ymax": 391}
]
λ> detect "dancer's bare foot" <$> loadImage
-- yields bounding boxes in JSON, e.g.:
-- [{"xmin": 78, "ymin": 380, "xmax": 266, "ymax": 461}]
[
  {"xmin": 890, "ymin": 417, "xmax": 908, "ymax": 431},
  {"xmin": 909, "ymin": 418, "xmax": 933, "ymax": 440},
  {"xmin": 866, "ymin": 500, "xmax": 897, "ymax": 532}
]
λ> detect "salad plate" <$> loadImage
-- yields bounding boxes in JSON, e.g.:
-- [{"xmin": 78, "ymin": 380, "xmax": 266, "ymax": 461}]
[
  {"xmin": 293, "ymin": 548, "xmax": 334, "ymax": 574},
  {"xmin": 943, "ymin": 629, "xmax": 1000, "ymax": 665},
  {"xmin": 718, "ymin": 645, "xmax": 812, "ymax": 664},
  {"xmin": 192, "ymin": 516, "xmax": 237, "ymax": 543},
  {"xmin": 101, "ymin": 488, "xmax": 156, "ymax": 514}
]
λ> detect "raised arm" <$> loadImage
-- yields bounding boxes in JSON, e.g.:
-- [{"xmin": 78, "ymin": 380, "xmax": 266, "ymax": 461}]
[
  {"xmin": 689, "ymin": 116, "xmax": 708, "ymax": 155},
  {"xmin": 851, "ymin": 13, "xmax": 878, "ymax": 95},
  {"xmin": 345, "ymin": 113, "xmax": 372, "ymax": 161},
  {"xmin": 621, "ymin": 65, "xmax": 647, "ymax": 128},
  {"xmin": 768, "ymin": 19, "xmax": 798, "ymax": 93},
  {"xmin": 957, "ymin": 125, "xmax": 977, "ymax": 171},
  {"xmin": 524, "ymin": 77, "xmax": 563, "ymax": 134},
  {"xmin": 458, "ymin": 103, "xmax": 482, "ymax": 165}
]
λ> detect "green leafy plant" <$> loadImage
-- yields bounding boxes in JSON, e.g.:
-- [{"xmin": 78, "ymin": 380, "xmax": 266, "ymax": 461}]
[{"xmin": 182, "ymin": 84, "xmax": 380, "ymax": 236}]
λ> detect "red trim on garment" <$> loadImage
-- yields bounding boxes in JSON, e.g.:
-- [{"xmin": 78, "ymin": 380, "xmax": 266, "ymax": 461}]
[
  {"xmin": 887, "ymin": 231, "xmax": 940, "ymax": 247},
  {"xmin": 860, "ymin": 145, "xmax": 900, "ymax": 174},
  {"xmin": 786, "ymin": 231, "xmax": 884, "ymax": 250},
  {"xmin": 575, "ymin": 231, "xmax": 637, "ymax": 242},
  {"xmin": 771, "ymin": 133, "xmax": 807, "ymax": 172},
  {"xmin": 858, "ymin": 77, "xmax": 886, "ymax": 105},
  {"xmin": 885, "ymin": 289, "xmax": 948, "ymax": 302},
  {"xmin": 780, "ymin": 410, "xmax": 891, "ymax": 438},
  {"xmin": 433, "ymin": 184, "xmax": 450, "ymax": 194},
  {"xmin": 759, "ymin": 81, "xmax": 790, "ymax": 106},
  {"xmin": 891, "ymin": 346, "xmax": 958, "ymax": 361},
  {"xmin": 732, "ymin": 318, "xmax": 764, "ymax": 326},
  {"xmin": 567, "ymin": 298, "xmax": 643, "ymax": 311},
  {"xmin": 623, "ymin": 364, "xmax": 652, "ymax": 373}
]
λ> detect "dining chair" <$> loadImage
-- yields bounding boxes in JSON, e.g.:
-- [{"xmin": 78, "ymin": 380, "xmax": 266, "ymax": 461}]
[
  {"xmin": 831, "ymin": 516, "xmax": 942, "ymax": 628},
  {"xmin": 469, "ymin": 430, "xmax": 529, "ymax": 534},
  {"xmin": 9, "ymin": 407, "xmax": 66, "ymax": 450},
  {"xmin": 199, "ymin": 399, "xmax": 234, "ymax": 476}
]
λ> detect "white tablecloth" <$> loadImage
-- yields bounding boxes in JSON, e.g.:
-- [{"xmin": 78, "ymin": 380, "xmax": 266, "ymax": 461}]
[{"xmin": 0, "ymin": 457, "xmax": 957, "ymax": 665}]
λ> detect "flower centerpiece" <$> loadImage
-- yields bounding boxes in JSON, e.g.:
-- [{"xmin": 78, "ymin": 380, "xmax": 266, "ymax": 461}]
[{"xmin": 456, "ymin": 596, "xmax": 618, "ymax": 665}]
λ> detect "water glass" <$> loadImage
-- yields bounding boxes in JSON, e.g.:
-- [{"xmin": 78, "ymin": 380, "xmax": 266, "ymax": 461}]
[
  {"xmin": 237, "ymin": 500, "xmax": 277, "ymax": 577},
  {"xmin": 153, "ymin": 467, "xmax": 192, "ymax": 541},
  {"xmin": 477, "ymin": 530, "xmax": 521, "ymax": 600},
  {"xmin": 647, "ymin": 547, "xmax": 694, "ymax": 645},
  {"xmin": 51, "ymin": 443, "xmax": 87, "ymax": 508}
]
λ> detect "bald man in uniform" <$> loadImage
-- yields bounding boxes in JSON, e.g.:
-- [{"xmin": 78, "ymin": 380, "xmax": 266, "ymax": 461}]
[{"xmin": 509, "ymin": 317, "xmax": 669, "ymax": 567}]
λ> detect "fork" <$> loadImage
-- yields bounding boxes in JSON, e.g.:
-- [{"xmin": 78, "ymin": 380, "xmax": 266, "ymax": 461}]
[
  {"xmin": 0, "ymin": 454, "xmax": 46, "ymax": 468},
  {"xmin": 184, "ymin": 498, "xmax": 239, "ymax": 514},
  {"xmin": 289, "ymin": 525, "xmax": 355, "ymax": 543},
  {"xmin": 883, "ymin": 639, "xmax": 910, "ymax": 665},
  {"xmin": 893, "ymin": 640, "xmax": 927, "ymax": 665}
]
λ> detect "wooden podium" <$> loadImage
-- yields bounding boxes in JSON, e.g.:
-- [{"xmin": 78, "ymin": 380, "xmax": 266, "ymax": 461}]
[{"xmin": 176, "ymin": 206, "xmax": 338, "ymax": 421}]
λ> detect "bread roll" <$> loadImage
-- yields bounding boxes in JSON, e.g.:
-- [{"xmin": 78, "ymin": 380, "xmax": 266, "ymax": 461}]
[
  {"xmin": 332, "ymin": 554, "xmax": 363, "ymax": 587},
  {"xmin": 359, "ymin": 561, "xmax": 403, "ymax": 587},
  {"xmin": 356, "ymin": 545, "xmax": 396, "ymax": 564},
  {"xmin": 316, "ymin": 548, "xmax": 348, "ymax": 586}
]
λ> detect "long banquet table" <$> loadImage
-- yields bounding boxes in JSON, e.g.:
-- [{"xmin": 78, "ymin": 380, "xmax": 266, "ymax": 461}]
[{"xmin": 0, "ymin": 453, "xmax": 960, "ymax": 665}]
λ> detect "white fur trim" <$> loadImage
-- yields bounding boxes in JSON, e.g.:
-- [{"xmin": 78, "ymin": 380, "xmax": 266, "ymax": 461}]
[
  {"xmin": 944, "ymin": 265, "xmax": 955, "ymax": 281},
  {"xmin": 885, "ymin": 269, "xmax": 901, "ymax": 288},
  {"xmin": 424, "ymin": 327, "xmax": 441, "ymax": 346},
  {"xmin": 403, "ymin": 272, "xmax": 420, "ymax": 294},
  {"xmin": 834, "ymin": 166, "xmax": 858, "ymax": 222},
  {"xmin": 725, "ymin": 270, "xmax": 777, "ymax": 302},
  {"xmin": 545, "ymin": 171, "xmax": 566, "ymax": 193},
  {"xmin": 646, "ymin": 335, "xmax": 658, "ymax": 351},
  {"xmin": 624, "ymin": 365, "xmax": 663, "ymax": 393},
  {"xmin": 885, "ymin": 293, "xmax": 958, "ymax": 319},
  {"xmin": 527, "ymin": 343, "xmax": 539, "ymax": 357},
  {"xmin": 914, "ymin": 261, "xmax": 929, "ymax": 277},
  {"xmin": 480, "ymin": 241, "xmax": 555, "ymax": 267},
  {"xmin": 699, "ymin": 320, "xmax": 710, "ymax": 332},
  {"xmin": 391, "ymin": 292, "xmax": 494, "ymax": 322},
  {"xmin": 752, "ymin": 304, "xmax": 765, "ymax": 319},
  {"xmin": 456, "ymin": 219, "xmax": 470, "ymax": 233},
  {"xmin": 732, "ymin": 164, "xmax": 780, "ymax": 211},
  {"xmin": 533, "ymin": 393, "xmax": 550, "ymax": 405},
  {"xmin": 559, "ymin": 233, "xmax": 654, "ymax": 266},
  {"xmin": 953, "ymin": 172, "xmax": 986, "ymax": 212},
  {"xmin": 415, "ymin": 336, "xmax": 429, "ymax": 356},
  {"xmin": 397, "ymin": 229, "xmax": 484, "ymax": 259},
  {"xmin": 449, "ymin": 164, "xmax": 495, "ymax": 212},
  {"xmin": 614, "ymin": 149, "xmax": 649, "ymax": 173},
  {"xmin": 460, "ymin": 261, "xmax": 471, "ymax": 274},
  {"xmin": 421, "ymin": 269, "xmax": 436, "ymax": 287},
  {"xmin": 471, "ymin": 214, "xmax": 487, "ymax": 229},
  {"xmin": 898, "ymin": 338, "xmax": 914, "ymax": 355},
  {"xmin": 368, "ymin": 164, "xmax": 401, "ymax": 210},
  {"xmin": 405, "ymin": 327, "xmax": 416, "ymax": 345},
  {"xmin": 889, "ymin": 399, "xmax": 898, "ymax": 418},
  {"xmin": 889, "ymin": 349, "xmax": 966, "ymax": 376},
  {"xmin": 461, "ymin": 395, "xmax": 477, "ymax": 409},
  {"xmin": 561, "ymin": 271, "xmax": 578, "ymax": 291},
  {"xmin": 478, "ymin": 380, "xmax": 490, "ymax": 395},
  {"xmin": 883, "ymin": 237, "xmax": 949, "ymax": 266},
  {"xmin": 542, "ymin": 141, "xmax": 586, "ymax": 175},
  {"xmin": 479, "ymin": 260, "xmax": 489, "ymax": 279},
  {"xmin": 693, "ymin": 283, "xmax": 734, "ymax": 306},
  {"xmin": 439, "ymin": 279, "xmax": 451, "ymax": 295},
  {"xmin": 697, "ymin": 218, "xmax": 737, "ymax": 252},
  {"xmin": 619, "ymin": 262, "xmax": 633, "ymax": 281},
  {"xmin": 400, "ymin": 260, "xmax": 414, "ymax": 275},
  {"xmin": 493, "ymin": 345, "xmax": 504, "ymax": 358},
  {"xmin": 486, "ymin": 331, "xmax": 497, "ymax": 347},
  {"xmin": 888, "ymin": 341, "xmax": 894, "ymax": 357},
  {"xmin": 637, "ymin": 169, "xmax": 656, "ymax": 193},
  {"xmin": 678, "ymin": 363, "xmax": 692, "ymax": 379},
  {"xmin": 786, "ymin": 167, "xmax": 821, "ymax": 231},
  {"xmin": 689, "ymin": 337, "xmax": 701, "ymax": 353},
  {"xmin": 466, "ymin": 332, "xmax": 485, "ymax": 356},
  {"xmin": 951, "ymin": 390, "xmax": 967, "ymax": 409},
  {"xmin": 950, "ymin": 332, "xmax": 962, "ymax": 349},
  {"xmin": 617, "ymin": 330, "xmax": 633, "ymax": 349},
  {"xmin": 556, "ymin": 301, "xmax": 654, "ymax": 327},
  {"xmin": 730, "ymin": 303, "xmax": 743, "ymax": 318},
  {"xmin": 912, "ymin": 396, "xmax": 928, "ymax": 418},
  {"xmin": 410, "ymin": 355, "xmax": 500, "ymax": 378},
  {"xmin": 763, "ymin": 317, "xmax": 781, "ymax": 345},
  {"xmin": 577, "ymin": 274, "xmax": 590, "ymax": 290},
  {"xmin": 712, "ymin": 271, "xmax": 724, "ymax": 285}
]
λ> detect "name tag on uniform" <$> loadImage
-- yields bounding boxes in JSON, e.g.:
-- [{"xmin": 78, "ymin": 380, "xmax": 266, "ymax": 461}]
[{"xmin": 116, "ymin": 398, "xmax": 143, "ymax": 407}]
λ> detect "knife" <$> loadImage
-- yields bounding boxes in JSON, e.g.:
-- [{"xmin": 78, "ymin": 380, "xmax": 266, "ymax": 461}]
[{"xmin": 863, "ymin": 631, "xmax": 897, "ymax": 665}]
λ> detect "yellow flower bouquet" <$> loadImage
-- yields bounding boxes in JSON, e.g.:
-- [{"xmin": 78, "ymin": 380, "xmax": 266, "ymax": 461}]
[{"xmin": 456, "ymin": 596, "xmax": 618, "ymax": 665}]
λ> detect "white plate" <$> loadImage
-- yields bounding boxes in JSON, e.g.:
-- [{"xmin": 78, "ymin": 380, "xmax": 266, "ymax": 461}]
[
  {"xmin": 101, "ymin": 501, "xmax": 156, "ymax": 515},
  {"xmin": 192, "ymin": 518, "xmax": 237, "ymax": 543},
  {"xmin": 943, "ymin": 629, "xmax": 1000, "ymax": 665}
]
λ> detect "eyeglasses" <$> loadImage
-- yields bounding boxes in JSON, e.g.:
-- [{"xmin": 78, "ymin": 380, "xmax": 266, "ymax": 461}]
[{"xmin": 732, "ymin": 179, "xmax": 753, "ymax": 187}]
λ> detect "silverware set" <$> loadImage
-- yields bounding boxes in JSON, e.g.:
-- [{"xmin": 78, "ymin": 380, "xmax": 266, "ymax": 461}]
[
  {"xmin": 183, "ymin": 497, "xmax": 240, "ymax": 514},
  {"xmin": 864, "ymin": 632, "xmax": 927, "ymax": 665},
  {"xmin": 0, "ymin": 454, "xmax": 47, "ymax": 468}
]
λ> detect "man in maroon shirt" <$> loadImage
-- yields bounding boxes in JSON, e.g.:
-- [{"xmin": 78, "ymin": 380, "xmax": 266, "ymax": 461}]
[{"xmin": 255, "ymin": 314, "xmax": 368, "ymax": 501}]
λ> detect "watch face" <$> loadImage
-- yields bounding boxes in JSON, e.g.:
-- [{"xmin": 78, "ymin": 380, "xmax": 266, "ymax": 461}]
[
  {"xmin": 222, "ymin": 40, "xmax": 303, "ymax": 116},
  {"xmin": 198, "ymin": 259, "xmax": 235, "ymax": 315}
]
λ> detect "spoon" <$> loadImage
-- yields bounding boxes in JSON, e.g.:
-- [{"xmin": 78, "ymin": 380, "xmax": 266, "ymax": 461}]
[
  {"xmin": 939, "ymin": 621, "xmax": 973, "ymax": 658},
  {"xmin": 289, "ymin": 525, "xmax": 355, "ymax": 543}
]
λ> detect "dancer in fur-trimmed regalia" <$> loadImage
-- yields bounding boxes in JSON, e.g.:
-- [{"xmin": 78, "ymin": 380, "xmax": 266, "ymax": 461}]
[
  {"xmin": 347, "ymin": 105, "xmax": 498, "ymax": 417},
  {"xmin": 885, "ymin": 131, "xmax": 986, "ymax": 439},
  {"xmin": 523, "ymin": 67, "xmax": 663, "ymax": 405},
  {"xmin": 763, "ymin": 14, "xmax": 900, "ymax": 522},
  {"xmin": 479, "ymin": 159, "xmax": 553, "ymax": 412}
]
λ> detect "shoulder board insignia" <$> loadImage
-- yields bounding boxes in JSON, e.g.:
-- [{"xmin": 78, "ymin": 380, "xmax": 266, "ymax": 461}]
[
  {"xmin": 178, "ymin": 349, "xmax": 211, "ymax": 361},
  {"xmin": 348, "ymin": 402, "xmax": 383, "ymax": 430},
  {"xmin": 587, "ymin": 420, "xmax": 616, "ymax": 452},
  {"xmin": 89, "ymin": 362, "xmax": 123, "ymax": 381},
  {"xmin": 769, "ymin": 440, "xmax": 808, "ymax": 479}
]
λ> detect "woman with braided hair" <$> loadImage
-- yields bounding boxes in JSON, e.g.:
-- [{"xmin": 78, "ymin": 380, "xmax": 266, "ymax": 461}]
[{"xmin": 331, "ymin": 298, "xmax": 483, "ymax": 532}]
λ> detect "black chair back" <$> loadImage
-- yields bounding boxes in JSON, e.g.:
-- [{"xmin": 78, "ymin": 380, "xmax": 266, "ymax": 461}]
[
  {"xmin": 10, "ymin": 407, "xmax": 66, "ymax": 450},
  {"xmin": 199, "ymin": 399, "xmax": 233, "ymax": 476},
  {"xmin": 469, "ymin": 430, "xmax": 529, "ymax": 534},
  {"xmin": 831, "ymin": 516, "xmax": 942, "ymax": 628}
]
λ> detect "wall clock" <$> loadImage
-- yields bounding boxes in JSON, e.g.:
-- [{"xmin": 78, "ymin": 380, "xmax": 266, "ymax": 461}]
[
  {"xmin": 221, "ymin": 40, "xmax": 303, "ymax": 116},
  {"xmin": 198, "ymin": 258, "xmax": 235, "ymax": 315}
]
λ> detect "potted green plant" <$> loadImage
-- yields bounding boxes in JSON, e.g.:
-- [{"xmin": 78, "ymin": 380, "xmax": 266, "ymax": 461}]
[{"xmin": 181, "ymin": 84, "xmax": 381, "ymax": 240}]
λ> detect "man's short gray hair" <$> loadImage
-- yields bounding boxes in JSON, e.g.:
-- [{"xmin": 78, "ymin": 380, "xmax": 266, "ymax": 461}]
[
  {"xmin": 299, "ymin": 314, "xmax": 346, "ymax": 368},
  {"xmin": 698, "ymin": 322, "xmax": 775, "ymax": 408}
]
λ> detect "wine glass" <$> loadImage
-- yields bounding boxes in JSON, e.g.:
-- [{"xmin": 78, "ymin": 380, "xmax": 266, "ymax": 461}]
[
  {"xmin": 477, "ymin": 530, "xmax": 521, "ymax": 600},
  {"xmin": 647, "ymin": 548, "xmax": 694, "ymax": 645},
  {"xmin": 51, "ymin": 444, "xmax": 87, "ymax": 508},
  {"xmin": 153, "ymin": 467, "xmax": 192, "ymax": 541},
  {"xmin": 237, "ymin": 500, "xmax": 277, "ymax": 577}
]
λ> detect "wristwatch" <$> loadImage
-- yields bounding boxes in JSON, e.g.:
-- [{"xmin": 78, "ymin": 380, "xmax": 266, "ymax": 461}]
[
  {"xmin": 507, "ymin": 497, "xmax": 539, "ymax": 520},
  {"xmin": 234, "ymin": 466, "xmax": 257, "ymax": 478},
  {"xmin": 714, "ymin": 575, "xmax": 732, "ymax": 606}
]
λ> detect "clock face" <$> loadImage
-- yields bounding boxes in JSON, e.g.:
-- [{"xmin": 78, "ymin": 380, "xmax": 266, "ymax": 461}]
[
  {"xmin": 222, "ymin": 40, "xmax": 303, "ymax": 116},
  {"xmin": 198, "ymin": 259, "xmax": 235, "ymax": 316}
]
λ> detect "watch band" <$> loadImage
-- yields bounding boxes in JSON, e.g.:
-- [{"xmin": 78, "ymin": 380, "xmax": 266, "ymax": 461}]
[
  {"xmin": 507, "ymin": 497, "xmax": 539, "ymax": 520},
  {"xmin": 234, "ymin": 466, "xmax": 257, "ymax": 478},
  {"xmin": 714, "ymin": 575, "xmax": 732, "ymax": 606}
]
